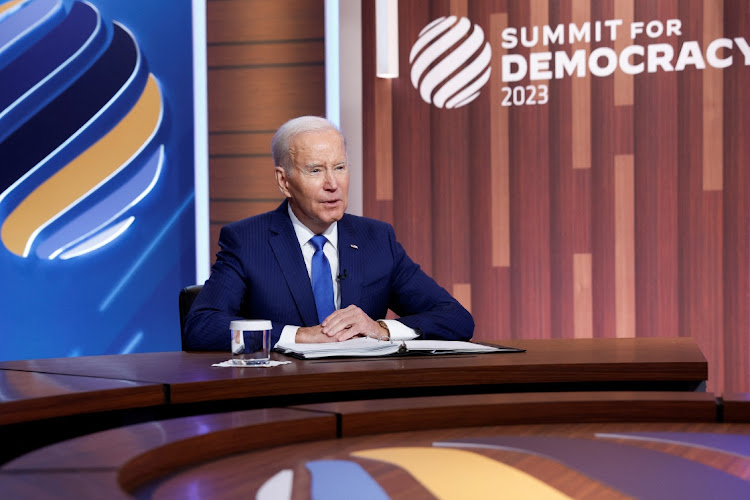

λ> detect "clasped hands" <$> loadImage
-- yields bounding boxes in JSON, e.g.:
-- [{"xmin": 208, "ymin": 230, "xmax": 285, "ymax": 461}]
[{"xmin": 296, "ymin": 305, "xmax": 388, "ymax": 343}]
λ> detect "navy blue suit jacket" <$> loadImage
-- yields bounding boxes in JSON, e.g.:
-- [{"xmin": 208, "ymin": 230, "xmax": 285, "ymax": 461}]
[{"xmin": 184, "ymin": 200, "xmax": 474, "ymax": 351}]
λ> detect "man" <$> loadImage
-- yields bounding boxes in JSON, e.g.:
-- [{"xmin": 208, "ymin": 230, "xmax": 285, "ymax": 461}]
[{"xmin": 184, "ymin": 116, "xmax": 473, "ymax": 352}]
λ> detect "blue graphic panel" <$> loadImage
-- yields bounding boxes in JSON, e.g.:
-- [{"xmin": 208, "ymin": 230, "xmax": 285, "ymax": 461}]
[
  {"xmin": 0, "ymin": 0, "xmax": 200, "ymax": 360},
  {"xmin": 306, "ymin": 460, "xmax": 390, "ymax": 500}
]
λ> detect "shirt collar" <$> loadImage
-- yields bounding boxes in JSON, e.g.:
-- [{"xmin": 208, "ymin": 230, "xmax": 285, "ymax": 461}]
[{"xmin": 288, "ymin": 203, "xmax": 338, "ymax": 250}]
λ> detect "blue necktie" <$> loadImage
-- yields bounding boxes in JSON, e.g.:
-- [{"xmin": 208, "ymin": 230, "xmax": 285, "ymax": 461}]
[{"xmin": 310, "ymin": 235, "xmax": 335, "ymax": 323}]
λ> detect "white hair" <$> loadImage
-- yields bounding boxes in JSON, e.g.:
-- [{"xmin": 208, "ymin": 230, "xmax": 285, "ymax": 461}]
[{"xmin": 271, "ymin": 116, "xmax": 344, "ymax": 173}]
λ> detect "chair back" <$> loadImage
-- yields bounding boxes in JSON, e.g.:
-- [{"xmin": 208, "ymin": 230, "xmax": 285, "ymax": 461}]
[{"xmin": 179, "ymin": 285, "xmax": 203, "ymax": 350}]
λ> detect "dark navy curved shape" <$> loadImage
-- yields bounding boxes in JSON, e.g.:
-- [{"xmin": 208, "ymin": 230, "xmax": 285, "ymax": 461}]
[
  {"xmin": 0, "ymin": 22, "xmax": 147, "ymax": 217},
  {"xmin": 0, "ymin": 0, "xmax": 66, "ymax": 71},
  {"xmin": 438, "ymin": 437, "xmax": 750, "ymax": 500},
  {"xmin": 0, "ymin": 1, "xmax": 110, "ymax": 142},
  {"xmin": 306, "ymin": 460, "xmax": 390, "ymax": 500}
]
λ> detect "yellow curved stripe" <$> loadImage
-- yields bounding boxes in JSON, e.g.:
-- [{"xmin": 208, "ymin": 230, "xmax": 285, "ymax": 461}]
[
  {"xmin": 0, "ymin": 0, "xmax": 26, "ymax": 16},
  {"xmin": 2, "ymin": 75, "xmax": 161, "ymax": 256},
  {"xmin": 352, "ymin": 447, "xmax": 573, "ymax": 500}
]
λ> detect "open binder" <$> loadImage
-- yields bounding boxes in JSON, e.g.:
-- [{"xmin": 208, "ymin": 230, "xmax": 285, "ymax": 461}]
[{"xmin": 274, "ymin": 337, "xmax": 525, "ymax": 360}]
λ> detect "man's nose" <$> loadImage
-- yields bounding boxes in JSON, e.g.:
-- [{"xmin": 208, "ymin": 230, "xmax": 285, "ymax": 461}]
[{"xmin": 323, "ymin": 169, "xmax": 337, "ymax": 189}]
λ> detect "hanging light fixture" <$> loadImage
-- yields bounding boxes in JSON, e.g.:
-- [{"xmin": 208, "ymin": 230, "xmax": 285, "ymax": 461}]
[{"xmin": 376, "ymin": 0, "xmax": 399, "ymax": 78}]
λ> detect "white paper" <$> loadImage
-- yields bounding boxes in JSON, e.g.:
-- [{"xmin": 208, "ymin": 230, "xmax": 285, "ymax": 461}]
[{"xmin": 275, "ymin": 337, "xmax": 400, "ymax": 359}]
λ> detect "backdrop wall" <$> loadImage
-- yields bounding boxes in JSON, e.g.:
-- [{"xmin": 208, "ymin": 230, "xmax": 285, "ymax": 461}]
[{"xmin": 362, "ymin": 0, "xmax": 750, "ymax": 392}]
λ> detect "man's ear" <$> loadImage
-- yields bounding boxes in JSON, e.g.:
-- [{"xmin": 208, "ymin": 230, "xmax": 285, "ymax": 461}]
[{"xmin": 274, "ymin": 166, "xmax": 291, "ymax": 197}]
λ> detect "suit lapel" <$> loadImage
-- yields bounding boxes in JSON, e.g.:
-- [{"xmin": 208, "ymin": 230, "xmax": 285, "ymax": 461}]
[
  {"xmin": 269, "ymin": 201, "xmax": 319, "ymax": 326},
  {"xmin": 338, "ymin": 214, "xmax": 362, "ymax": 308}
]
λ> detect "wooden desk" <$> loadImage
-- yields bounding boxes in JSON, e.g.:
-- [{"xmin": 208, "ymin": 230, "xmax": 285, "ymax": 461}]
[
  {"xmin": 0, "ymin": 337, "xmax": 708, "ymax": 407},
  {"xmin": 0, "ymin": 369, "xmax": 164, "ymax": 426},
  {"xmin": 0, "ymin": 337, "xmax": 707, "ymax": 466}
]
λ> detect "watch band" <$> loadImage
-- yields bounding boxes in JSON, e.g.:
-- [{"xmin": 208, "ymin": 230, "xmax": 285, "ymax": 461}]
[{"xmin": 376, "ymin": 320, "xmax": 390, "ymax": 339}]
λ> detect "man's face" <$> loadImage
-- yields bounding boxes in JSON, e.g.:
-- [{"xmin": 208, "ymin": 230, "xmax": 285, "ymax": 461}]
[{"xmin": 275, "ymin": 128, "xmax": 349, "ymax": 234}]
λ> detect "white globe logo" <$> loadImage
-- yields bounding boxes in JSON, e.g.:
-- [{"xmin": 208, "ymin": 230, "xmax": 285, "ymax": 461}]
[{"xmin": 409, "ymin": 16, "xmax": 492, "ymax": 109}]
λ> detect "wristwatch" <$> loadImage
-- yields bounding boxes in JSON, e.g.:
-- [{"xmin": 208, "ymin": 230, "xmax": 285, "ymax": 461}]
[{"xmin": 376, "ymin": 320, "xmax": 390, "ymax": 340}]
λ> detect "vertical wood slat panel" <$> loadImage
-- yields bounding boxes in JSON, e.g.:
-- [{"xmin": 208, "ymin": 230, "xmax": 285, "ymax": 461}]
[
  {"xmin": 571, "ymin": 0, "xmax": 591, "ymax": 170},
  {"xmin": 549, "ymin": 0, "xmax": 593, "ymax": 339},
  {"xmin": 573, "ymin": 253, "xmax": 593, "ymax": 338},
  {"xmin": 722, "ymin": 0, "xmax": 750, "ymax": 392},
  {"xmin": 449, "ymin": 0, "xmax": 468, "ymax": 18},
  {"xmin": 703, "ymin": 194, "xmax": 725, "ymax": 391},
  {"xmin": 374, "ymin": 79, "xmax": 394, "ymax": 201},
  {"xmin": 453, "ymin": 283, "xmax": 472, "ymax": 313},
  {"xmin": 703, "ymin": 0, "xmax": 724, "ymax": 191},
  {"xmin": 634, "ymin": 0, "xmax": 680, "ymax": 338},
  {"xmin": 509, "ymin": 0, "xmax": 551, "ymax": 339},
  {"xmin": 430, "ymin": 0, "xmax": 472, "ymax": 290},
  {"xmin": 590, "ymin": 0, "xmax": 617, "ymax": 338},
  {"xmin": 362, "ymin": 0, "xmax": 394, "ymax": 225},
  {"xmin": 614, "ymin": 0, "xmax": 634, "ymax": 106},
  {"xmin": 547, "ymin": 0, "xmax": 569, "ymax": 340},
  {"xmin": 470, "ymin": 1, "xmax": 512, "ymax": 341},
  {"xmin": 490, "ymin": 13, "xmax": 510, "ymax": 268},
  {"xmin": 676, "ymin": 0, "xmax": 723, "ymax": 392},
  {"xmin": 615, "ymin": 155, "xmax": 635, "ymax": 338},
  {"xmin": 391, "ymin": 0, "xmax": 434, "ymax": 274},
  {"xmin": 432, "ymin": 110, "xmax": 471, "ymax": 288},
  {"xmin": 570, "ymin": 1, "xmax": 597, "ymax": 377}
]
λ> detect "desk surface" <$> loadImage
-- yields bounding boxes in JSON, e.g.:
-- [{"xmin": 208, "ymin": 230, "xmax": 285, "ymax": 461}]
[
  {"xmin": 0, "ymin": 370, "xmax": 163, "ymax": 426},
  {"xmin": 0, "ymin": 337, "xmax": 707, "ymax": 405}
]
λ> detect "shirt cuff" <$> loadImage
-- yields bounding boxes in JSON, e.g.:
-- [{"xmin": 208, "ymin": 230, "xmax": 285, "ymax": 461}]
[
  {"xmin": 382, "ymin": 319, "xmax": 418, "ymax": 341},
  {"xmin": 276, "ymin": 325, "xmax": 300, "ymax": 346}
]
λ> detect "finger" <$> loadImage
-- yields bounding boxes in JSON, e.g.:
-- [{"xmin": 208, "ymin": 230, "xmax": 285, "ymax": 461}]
[
  {"xmin": 325, "ymin": 317, "xmax": 356, "ymax": 336},
  {"xmin": 321, "ymin": 305, "xmax": 358, "ymax": 326},
  {"xmin": 333, "ymin": 317, "xmax": 377, "ymax": 342},
  {"xmin": 321, "ymin": 306, "xmax": 360, "ymax": 335},
  {"xmin": 334, "ymin": 327, "xmax": 362, "ymax": 342}
]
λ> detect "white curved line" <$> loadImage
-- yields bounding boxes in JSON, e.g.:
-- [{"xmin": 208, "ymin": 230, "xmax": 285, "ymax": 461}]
[
  {"xmin": 449, "ymin": 91, "xmax": 480, "ymax": 108},
  {"xmin": 421, "ymin": 25, "xmax": 486, "ymax": 107},
  {"xmin": 47, "ymin": 146, "xmax": 164, "ymax": 260},
  {"xmin": 445, "ymin": 65, "xmax": 491, "ymax": 108},
  {"xmin": 410, "ymin": 16, "xmax": 452, "ymax": 64},
  {"xmin": 0, "ymin": 1, "xmax": 102, "ymax": 123},
  {"xmin": 22, "ymin": 23, "xmax": 162, "ymax": 257},
  {"xmin": 58, "ymin": 216, "xmax": 134, "ymax": 260},
  {"xmin": 409, "ymin": 16, "xmax": 464, "ymax": 86},
  {"xmin": 433, "ymin": 39, "xmax": 491, "ymax": 108},
  {"xmin": 256, "ymin": 469, "xmax": 294, "ymax": 500},
  {"xmin": 0, "ymin": 0, "xmax": 62, "ymax": 55}
]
